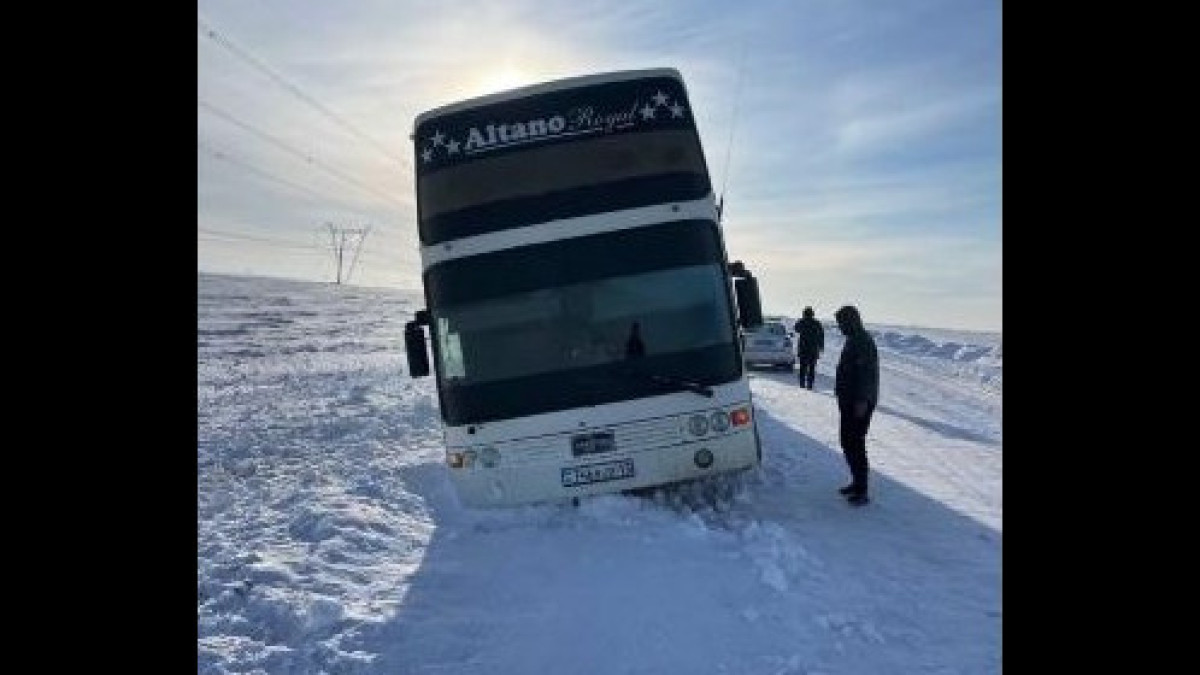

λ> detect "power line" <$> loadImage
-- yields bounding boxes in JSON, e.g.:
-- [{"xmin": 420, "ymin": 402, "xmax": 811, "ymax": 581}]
[
  {"xmin": 199, "ymin": 139, "xmax": 341, "ymax": 204},
  {"xmin": 196, "ymin": 14, "xmax": 426, "ymax": 279},
  {"xmin": 197, "ymin": 13, "xmax": 408, "ymax": 168},
  {"xmin": 198, "ymin": 98, "xmax": 410, "ymax": 211},
  {"xmin": 200, "ymin": 223, "xmax": 421, "ymax": 276},
  {"xmin": 197, "ymin": 143, "xmax": 422, "ymax": 269},
  {"xmin": 717, "ymin": 38, "xmax": 749, "ymax": 223},
  {"xmin": 198, "ymin": 139, "xmax": 418, "ymax": 259},
  {"xmin": 198, "ymin": 139, "xmax": 413, "ymax": 236},
  {"xmin": 200, "ymin": 223, "xmax": 420, "ymax": 268},
  {"xmin": 198, "ymin": 226, "xmax": 321, "ymax": 251}
]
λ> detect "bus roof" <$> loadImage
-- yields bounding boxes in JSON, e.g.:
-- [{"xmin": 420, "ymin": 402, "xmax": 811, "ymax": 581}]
[{"xmin": 413, "ymin": 67, "xmax": 683, "ymax": 129}]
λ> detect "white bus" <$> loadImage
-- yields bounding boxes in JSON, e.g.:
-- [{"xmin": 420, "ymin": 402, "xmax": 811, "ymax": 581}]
[{"xmin": 404, "ymin": 67, "xmax": 765, "ymax": 508}]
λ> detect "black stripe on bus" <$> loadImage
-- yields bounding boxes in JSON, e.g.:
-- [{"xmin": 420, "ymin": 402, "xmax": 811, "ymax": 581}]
[
  {"xmin": 425, "ymin": 219, "xmax": 722, "ymax": 307},
  {"xmin": 418, "ymin": 173, "xmax": 710, "ymax": 246}
]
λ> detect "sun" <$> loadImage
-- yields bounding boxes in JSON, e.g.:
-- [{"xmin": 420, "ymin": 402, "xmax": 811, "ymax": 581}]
[{"xmin": 475, "ymin": 66, "xmax": 534, "ymax": 96}]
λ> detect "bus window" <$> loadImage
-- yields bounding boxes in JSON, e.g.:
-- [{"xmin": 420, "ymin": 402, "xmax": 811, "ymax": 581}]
[{"xmin": 436, "ymin": 316, "xmax": 465, "ymax": 379}]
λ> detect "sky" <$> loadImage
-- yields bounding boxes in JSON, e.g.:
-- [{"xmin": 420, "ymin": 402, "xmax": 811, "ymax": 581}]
[
  {"xmin": 197, "ymin": 271, "xmax": 1003, "ymax": 674},
  {"xmin": 196, "ymin": 0, "xmax": 1002, "ymax": 333}
]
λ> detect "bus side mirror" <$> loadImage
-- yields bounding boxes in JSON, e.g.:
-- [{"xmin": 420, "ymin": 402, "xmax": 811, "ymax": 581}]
[
  {"xmin": 729, "ymin": 261, "xmax": 763, "ymax": 329},
  {"xmin": 734, "ymin": 276, "xmax": 763, "ymax": 329},
  {"xmin": 405, "ymin": 311, "xmax": 431, "ymax": 377}
]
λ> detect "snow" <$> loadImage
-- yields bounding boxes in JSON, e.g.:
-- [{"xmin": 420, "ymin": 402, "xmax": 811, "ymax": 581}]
[{"xmin": 198, "ymin": 272, "xmax": 1002, "ymax": 674}]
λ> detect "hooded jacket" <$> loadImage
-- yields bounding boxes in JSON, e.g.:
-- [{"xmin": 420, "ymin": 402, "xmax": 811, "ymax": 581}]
[
  {"xmin": 834, "ymin": 306, "xmax": 879, "ymax": 405},
  {"xmin": 793, "ymin": 313, "xmax": 824, "ymax": 358}
]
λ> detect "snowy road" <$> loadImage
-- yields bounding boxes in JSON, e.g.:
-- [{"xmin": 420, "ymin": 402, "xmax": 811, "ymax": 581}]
[{"xmin": 197, "ymin": 274, "xmax": 1002, "ymax": 674}]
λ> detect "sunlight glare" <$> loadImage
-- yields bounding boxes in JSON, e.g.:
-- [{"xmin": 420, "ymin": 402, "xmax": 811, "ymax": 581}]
[{"xmin": 474, "ymin": 66, "xmax": 534, "ymax": 96}]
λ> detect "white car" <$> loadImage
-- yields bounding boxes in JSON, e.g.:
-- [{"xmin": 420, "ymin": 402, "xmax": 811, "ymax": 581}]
[{"xmin": 741, "ymin": 320, "xmax": 796, "ymax": 371}]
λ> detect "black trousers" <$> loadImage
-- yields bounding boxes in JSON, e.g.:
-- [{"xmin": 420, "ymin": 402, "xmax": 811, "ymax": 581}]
[
  {"xmin": 838, "ymin": 399, "xmax": 876, "ymax": 493},
  {"xmin": 796, "ymin": 355, "xmax": 818, "ymax": 388}
]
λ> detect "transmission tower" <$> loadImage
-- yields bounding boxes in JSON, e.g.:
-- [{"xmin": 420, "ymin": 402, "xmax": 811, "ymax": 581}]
[{"xmin": 325, "ymin": 223, "xmax": 371, "ymax": 284}]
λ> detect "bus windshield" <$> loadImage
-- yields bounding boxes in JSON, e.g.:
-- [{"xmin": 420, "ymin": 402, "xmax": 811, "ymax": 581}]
[{"xmin": 425, "ymin": 222, "xmax": 741, "ymax": 425}]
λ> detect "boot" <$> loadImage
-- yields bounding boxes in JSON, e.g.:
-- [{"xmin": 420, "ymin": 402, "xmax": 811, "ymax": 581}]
[{"xmin": 846, "ymin": 492, "xmax": 870, "ymax": 506}]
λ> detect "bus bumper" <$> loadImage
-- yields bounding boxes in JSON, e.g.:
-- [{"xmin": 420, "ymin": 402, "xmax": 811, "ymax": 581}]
[{"xmin": 445, "ymin": 428, "xmax": 760, "ymax": 508}]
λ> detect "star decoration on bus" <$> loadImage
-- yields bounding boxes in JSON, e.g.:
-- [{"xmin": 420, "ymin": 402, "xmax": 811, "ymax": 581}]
[{"xmin": 646, "ymin": 89, "xmax": 687, "ymax": 119}]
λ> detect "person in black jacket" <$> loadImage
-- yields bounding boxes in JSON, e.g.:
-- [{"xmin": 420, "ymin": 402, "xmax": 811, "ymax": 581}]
[
  {"xmin": 833, "ymin": 305, "xmax": 879, "ymax": 506},
  {"xmin": 625, "ymin": 321, "xmax": 646, "ymax": 358},
  {"xmin": 792, "ymin": 306, "xmax": 824, "ymax": 389}
]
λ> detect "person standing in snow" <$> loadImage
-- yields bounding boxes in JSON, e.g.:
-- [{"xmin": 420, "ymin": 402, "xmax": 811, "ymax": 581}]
[
  {"xmin": 833, "ymin": 304, "xmax": 879, "ymax": 506},
  {"xmin": 792, "ymin": 306, "xmax": 824, "ymax": 389},
  {"xmin": 625, "ymin": 321, "xmax": 646, "ymax": 358}
]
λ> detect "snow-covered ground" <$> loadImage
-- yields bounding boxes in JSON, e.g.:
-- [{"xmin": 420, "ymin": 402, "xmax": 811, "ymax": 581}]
[{"xmin": 198, "ymin": 272, "xmax": 1002, "ymax": 674}]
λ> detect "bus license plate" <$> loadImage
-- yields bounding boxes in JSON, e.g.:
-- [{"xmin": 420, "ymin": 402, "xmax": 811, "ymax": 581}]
[{"xmin": 561, "ymin": 458, "xmax": 635, "ymax": 488}]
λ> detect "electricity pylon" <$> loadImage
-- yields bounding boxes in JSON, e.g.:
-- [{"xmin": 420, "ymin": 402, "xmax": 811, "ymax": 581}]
[{"xmin": 326, "ymin": 223, "xmax": 370, "ymax": 285}]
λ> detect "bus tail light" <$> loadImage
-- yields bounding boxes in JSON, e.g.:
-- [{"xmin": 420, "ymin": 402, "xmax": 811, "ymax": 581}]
[{"xmin": 730, "ymin": 407, "xmax": 752, "ymax": 427}]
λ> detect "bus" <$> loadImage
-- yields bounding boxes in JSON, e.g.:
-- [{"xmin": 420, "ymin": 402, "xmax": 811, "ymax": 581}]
[{"xmin": 403, "ymin": 67, "xmax": 765, "ymax": 508}]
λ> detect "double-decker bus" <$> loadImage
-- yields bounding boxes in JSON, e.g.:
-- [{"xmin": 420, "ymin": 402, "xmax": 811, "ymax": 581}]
[{"xmin": 404, "ymin": 67, "xmax": 765, "ymax": 508}]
